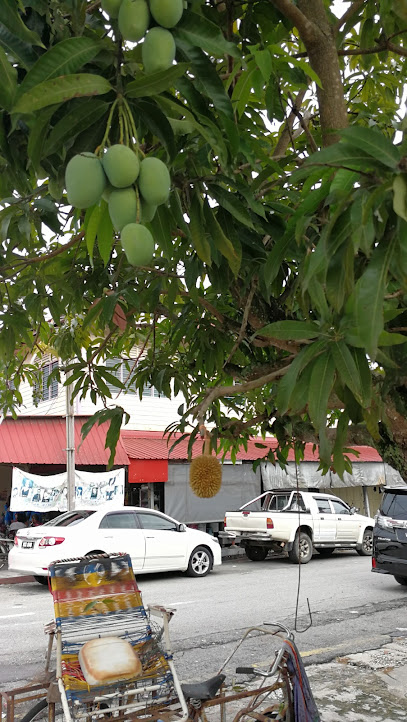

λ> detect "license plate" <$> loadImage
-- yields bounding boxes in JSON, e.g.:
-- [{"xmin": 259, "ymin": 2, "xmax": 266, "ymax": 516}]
[{"xmin": 22, "ymin": 540, "xmax": 34, "ymax": 549}]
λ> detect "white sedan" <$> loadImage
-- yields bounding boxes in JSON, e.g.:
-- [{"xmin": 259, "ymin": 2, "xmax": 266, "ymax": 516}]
[{"xmin": 9, "ymin": 507, "xmax": 222, "ymax": 585}]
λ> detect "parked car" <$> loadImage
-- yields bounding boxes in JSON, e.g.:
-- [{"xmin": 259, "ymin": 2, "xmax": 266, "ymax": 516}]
[
  {"xmin": 8, "ymin": 507, "xmax": 222, "ymax": 585},
  {"xmin": 372, "ymin": 486, "xmax": 407, "ymax": 586},
  {"xmin": 221, "ymin": 489, "xmax": 374, "ymax": 563}
]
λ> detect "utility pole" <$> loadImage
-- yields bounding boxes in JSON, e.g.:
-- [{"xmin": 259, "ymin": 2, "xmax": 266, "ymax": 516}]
[{"xmin": 65, "ymin": 370, "xmax": 75, "ymax": 511}]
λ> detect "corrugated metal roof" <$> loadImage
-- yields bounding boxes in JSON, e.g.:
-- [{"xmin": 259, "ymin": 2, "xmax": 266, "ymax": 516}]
[
  {"xmin": 120, "ymin": 431, "xmax": 383, "ymax": 463},
  {"xmin": 0, "ymin": 416, "xmax": 129, "ymax": 466}
]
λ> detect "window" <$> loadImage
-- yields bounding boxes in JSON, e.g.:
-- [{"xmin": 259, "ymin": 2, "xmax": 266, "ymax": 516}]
[
  {"xmin": 33, "ymin": 360, "xmax": 59, "ymax": 403},
  {"xmin": 136, "ymin": 512, "xmax": 177, "ymax": 531},
  {"xmin": 43, "ymin": 511, "xmax": 95, "ymax": 527},
  {"xmin": 380, "ymin": 491, "xmax": 407, "ymax": 521},
  {"xmin": 315, "ymin": 499, "xmax": 332, "ymax": 514},
  {"xmin": 142, "ymin": 382, "xmax": 162, "ymax": 398},
  {"xmin": 331, "ymin": 500, "xmax": 351, "ymax": 515},
  {"xmin": 99, "ymin": 512, "xmax": 138, "ymax": 529},
  {"xmin": 105, "ymin": 358, "xmax": 136, "ymax": 395}
]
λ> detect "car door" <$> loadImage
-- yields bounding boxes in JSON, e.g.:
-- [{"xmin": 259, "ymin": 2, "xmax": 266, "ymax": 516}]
[
  {"xmin": 98, "ymin": 510, "xmax": 146, "ymax": 571},
  {"xmin": 312, "ymin": 497, "xmax": 336, "ymax": 542},
  {"xmin": 135, "ymin": 511, "xmax": 187, "ymax": 572},
  {"xmin": 330, "ymin": 499, "xmax": 360, "ymax": 542}
]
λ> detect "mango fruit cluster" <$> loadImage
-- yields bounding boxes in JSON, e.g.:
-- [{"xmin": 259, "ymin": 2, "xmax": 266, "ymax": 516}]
[
  {"xmin": 102, "ymin": 0, "xmax": 184, "ymax": 74},
  {"xmin": 65, "ymin": 145, "xmax": 171, "ymax": 266}
]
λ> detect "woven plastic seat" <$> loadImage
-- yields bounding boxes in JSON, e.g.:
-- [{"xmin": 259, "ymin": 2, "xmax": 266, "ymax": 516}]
[{"xmin": 49, "ymin": 553, "xmax": 188, "ymax": 722}]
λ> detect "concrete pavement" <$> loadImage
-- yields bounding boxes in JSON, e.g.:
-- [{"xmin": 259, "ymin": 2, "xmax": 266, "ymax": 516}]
[{"xmin": 1, "ymin": 555, "xmax": 406, "ymax": 720}]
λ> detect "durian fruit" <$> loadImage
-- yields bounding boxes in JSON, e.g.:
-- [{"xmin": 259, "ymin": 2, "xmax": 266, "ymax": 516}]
[{"xmin": 189, "ymin": 429, "xmax": 222, "ymax": 498}]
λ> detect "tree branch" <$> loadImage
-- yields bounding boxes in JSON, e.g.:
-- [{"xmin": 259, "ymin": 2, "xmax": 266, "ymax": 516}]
[
  {"xmin": 193, "ymin": 363, "xmax": 292, "ymax": 426},
  {"xmin": 334, "ymin": 0, "xmax": 366, "ymax": 35},
  {"xmin": 269, "ymin": 0, "xmax": 317, "ymax": 45},
  {"xmin": 272, "ymin": 90, "xmax": 307, "ymax": 158},
  {"xmin": 223, "ymin": 279, "xmax": 257, "ymax": 367}
]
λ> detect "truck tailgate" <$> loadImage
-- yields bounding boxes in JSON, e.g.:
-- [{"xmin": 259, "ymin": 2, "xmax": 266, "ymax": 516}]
[{"xmin": 225, "ymin": 512, "xmax": 270, "ymax": 532}]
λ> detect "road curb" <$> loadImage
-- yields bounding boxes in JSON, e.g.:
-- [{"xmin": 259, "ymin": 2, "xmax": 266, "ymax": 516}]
[{"xmin": 0, "ymin": 574, "xmax": 35, "ymax": 585}]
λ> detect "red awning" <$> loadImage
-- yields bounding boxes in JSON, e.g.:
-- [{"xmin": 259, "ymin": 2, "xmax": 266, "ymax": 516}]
[
  {"xmin": 120, "ymin": 430, "xmax": 383, "ymax": 463},
  {"xmin": 0, "ymin": 416, "xmax": 129, "ymax": 466}
]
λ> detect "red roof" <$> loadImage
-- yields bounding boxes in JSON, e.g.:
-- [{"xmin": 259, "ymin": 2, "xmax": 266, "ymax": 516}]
[
  {"xmin": 0, "ymin": 417, "xmax": 129, "ymax": 466},
  {"xmin": 120, "ymin": 430, "xmax": 382, "ymax": 463}
]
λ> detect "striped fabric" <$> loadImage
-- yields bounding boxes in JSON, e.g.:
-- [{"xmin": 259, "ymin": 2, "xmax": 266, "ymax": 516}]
[{"xmin": 49, "ymin": 554, "xmax": 176, "ymax": 718}]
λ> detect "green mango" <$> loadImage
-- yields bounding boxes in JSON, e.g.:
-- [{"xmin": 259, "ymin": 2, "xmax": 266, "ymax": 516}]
[
  {"xmin": 142, "ymin": 27, "xmax": 175, "ymax": 74},
  {"xmin": 149, "ymin": 0, "xmax": 183, "ymax": 28},
  {"xmin": 65, "ymin": 153, "xmax": 106, "ymax": 209},
  {"xmin": 120, "ymin": 223, "xmax": 155, "ymax": 266},
  {"xmin": 108, "ymin": 187, "xmax": 138, "ymax": 231},
  {"xmin": 118, "ymin": 0, "xmax": 149, "ymax": 42},
  {"xmin": 138, "ymin": 156, "xmax": 170, "ymax": 206},
  {"xmin": 102, "ymin": 144, "xmax": 140, "ymax": 188}
]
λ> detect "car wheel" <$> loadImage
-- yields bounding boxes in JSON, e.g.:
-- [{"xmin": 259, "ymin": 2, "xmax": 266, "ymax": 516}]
[
  {"xmin": 288, "ymin": 531, "xmax": 313, "ymax": 564},
  {"xmin": 394, "ymin": 575, "xmax": 407, "ymax": 586},
  {"xmin": 245, "ymin": 546, "xmax": 268, "ymax": 562},
  {"xmin": 187, "ymin": 546, "xmax": 213, "ymax": 577},
  {"xmin": 317, "ymin": 548, "xmax": 335, "ymax": 557},
  {"xmin": 34, "ymin": 575, "xmax": 49, "ymax": 586},
  {"xmin": 356, "ymin": 529, "xmax": 373, "ymax": 556}
]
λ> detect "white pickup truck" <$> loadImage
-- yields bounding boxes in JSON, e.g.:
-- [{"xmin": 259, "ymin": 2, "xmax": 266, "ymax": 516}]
[{"xmin": 222, "ymin": 489, "xmax": 374, "ymax": 563}]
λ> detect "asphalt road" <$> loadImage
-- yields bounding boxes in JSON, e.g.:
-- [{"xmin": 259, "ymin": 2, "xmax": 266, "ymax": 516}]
[{"xmin": 1, "ymin": 551, "xmax": 406, "ymax": 690}]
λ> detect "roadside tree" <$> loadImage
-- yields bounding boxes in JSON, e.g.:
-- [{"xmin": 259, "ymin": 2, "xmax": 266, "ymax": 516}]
[{"xmin": 0, "ymin": 0, "xmax": 406, "ymax": 477}]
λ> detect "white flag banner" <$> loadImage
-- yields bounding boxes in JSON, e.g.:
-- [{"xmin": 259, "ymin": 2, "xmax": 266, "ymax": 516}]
[{"xmin": 10, "ymin": 467, "xmax": 125, "ymax": 512}]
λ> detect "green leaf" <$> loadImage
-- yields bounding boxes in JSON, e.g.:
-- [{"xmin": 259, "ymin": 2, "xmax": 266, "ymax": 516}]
[
  {"xmin": 149, "ymin": 205, "xmax": 173, "ymax": 259},
  {"xmin": 351, "ymin": 348, "xmax": 372, "ymax": 408},
  {"xmin": 276, "ymin": 339, "xmax": 327, "ymax": 415},
  {"xmin": 46, "ymin": 99, "xmax": 109, "ymax": 156},
  {"xmin": 27, "ymin": 104, "xmax": 59, "ymax": 172},
  {"xmin": 126, "ymin": 64, "xmax": 189, "ymax": 98},
  {"xmin": 378, "ymin": 330, "xmax": 407, "ymax": 346},
  {"xmin": 209, "ymin": 185, "xmax": 254, "ymax": 229},
  {"xmin": 0, "ymin": 24, "xmax": 38, "ymax": 68},
  {"xmin": 0, "ymin": 0, "xmax": 43, "ymax": 47},
  {"xmin": 340, "ymin": 126, "xmax": 400, "ymax": 169},
  {"xmin": 12, "ymin": 74, "xmax": 112, "ymax": 114},
  {"xmin": 332, "ymin": 411, "xmax": 350, "ymax": 479},
  {"xmin": 175, "ymin": 44, "xmax": 234, "ymax": 121},
  {"xmin": 253, "ymin": 49, "xmax": 273, "ymax": 82},
  {"xmin": 308, "ymin": 353, "xmax": 336, "ymax": 430},
  {"xmin": 345, "ymin": 237, "xmax": 397, "ymax": 357},
  {"xmin": 173, "ymin": 10, "xmax": 239, "ymax": 59},
  {"xmin": 134, "ymin": 99, "xmax": 175, "ymax": 161},
  {"xmin": 304, "ymin": 142, "xmax": 383, "ymax": 172},
  {"xmin": 189, "ymin": 191, "xmax": 211, "ymax": 265},
  {"xmin": 85, "ymin": 204, "xmax": 102, "ymax": 266},
  {"xmin": 231, "ymin": 63, "xmax": 258, "ymax": 117},
  {"xmin": 254, "ymin": 320, "xmax": 320, "ymax": 341},
  {"xmin": 330, "ymin": 340, "xmax": 364, "ymax": 406},
  {"xmin": 0, "ymin": 45, "xmax": 17, "ymax": 110},
  {"xmin": 203, "ymin": 201, "xmax": 241, "ymax": 276},
  {"xmin": 17, "ymin": 38, "xmax": 103, "ymax": 98},
  {"xmin": 97, "ymin": 201, "xmax": 114, "ymax": 266}
]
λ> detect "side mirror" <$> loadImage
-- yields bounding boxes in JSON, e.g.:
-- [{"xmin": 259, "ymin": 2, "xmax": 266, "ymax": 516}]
[
  {"xmin": 178, "ymin": 523, "xmax": 187, "ymax": 532},
  {"xmin": 349, "ymin": 506, "xmax": 359, "ymax": 515}
]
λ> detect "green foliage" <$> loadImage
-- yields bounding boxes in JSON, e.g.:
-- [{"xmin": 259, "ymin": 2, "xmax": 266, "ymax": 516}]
[{"xmin": 0, "ymin": 0, "xmax": 407, "ymax": 477}]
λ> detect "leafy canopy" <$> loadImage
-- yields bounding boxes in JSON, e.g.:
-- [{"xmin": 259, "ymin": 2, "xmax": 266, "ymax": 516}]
[{"xmin": 0, "ymin": 0, "xmax": 407, "ymax": 476}]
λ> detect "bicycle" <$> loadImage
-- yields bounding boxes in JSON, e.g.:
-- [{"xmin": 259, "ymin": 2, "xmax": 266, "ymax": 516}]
[{"xmin": 182, "ymin": 622, "xmax": 320, "ymax": 722}]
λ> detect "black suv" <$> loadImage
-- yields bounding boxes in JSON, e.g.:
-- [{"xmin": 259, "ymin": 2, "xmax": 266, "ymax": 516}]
[{"xmin": 372, "ymin": 486, "xmax": 407, "ymax": 586}]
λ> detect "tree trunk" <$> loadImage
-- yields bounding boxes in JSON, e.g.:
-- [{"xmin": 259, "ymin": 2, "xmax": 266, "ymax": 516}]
[{"xmin": 297, "ymin": 0, "xmax": 348, "ymax": 145}]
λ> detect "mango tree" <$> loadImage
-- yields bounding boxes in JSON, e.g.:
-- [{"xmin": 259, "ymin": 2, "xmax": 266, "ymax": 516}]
[{"xmin": 0, "ymin": 0, "xmax": 406, "ymax": 477}]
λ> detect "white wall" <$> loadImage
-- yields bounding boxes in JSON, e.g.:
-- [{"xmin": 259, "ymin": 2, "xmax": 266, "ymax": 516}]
[{"xmin": 16, "ymin": 368, "xmax": 184, "ymax": 431}]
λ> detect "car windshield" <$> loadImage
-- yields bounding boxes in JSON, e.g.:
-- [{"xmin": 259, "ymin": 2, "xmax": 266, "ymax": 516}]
[
  {"xmin": 380, "ymin": 491, "xmax": 407, "ymax": 520},
  {"xmin": 42, "ymin": 511, "xmax": 95, "ymax": 527}
]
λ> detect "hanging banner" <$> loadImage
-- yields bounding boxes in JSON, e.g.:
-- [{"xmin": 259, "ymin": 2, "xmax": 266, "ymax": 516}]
[{"xmin": 10, "ymin": 467, "xmax": 125, "ymax": 512}]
